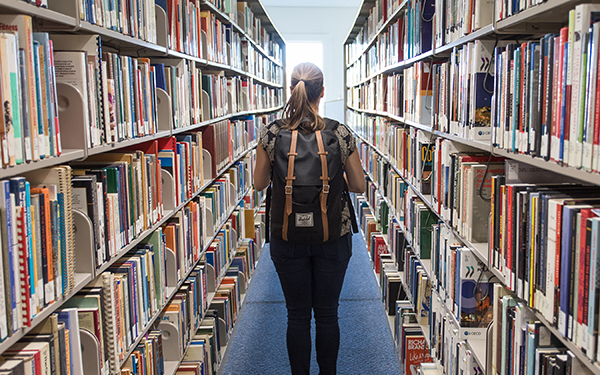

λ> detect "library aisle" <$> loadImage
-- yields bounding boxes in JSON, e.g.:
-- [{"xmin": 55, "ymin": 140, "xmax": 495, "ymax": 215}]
[{"xmin": 219, "ymin": 234, "xmax": 402, "ymax": 374}]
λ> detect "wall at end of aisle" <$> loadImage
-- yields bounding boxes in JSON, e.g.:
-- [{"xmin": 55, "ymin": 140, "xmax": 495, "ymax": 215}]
[{"xmin": 264, "ymin": 6, "xmax": 359, "ymax": 117}]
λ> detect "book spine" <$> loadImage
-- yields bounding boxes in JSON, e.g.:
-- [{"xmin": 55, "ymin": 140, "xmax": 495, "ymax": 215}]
[{"xmin": 15, "ymin": 206, "xmax": 30, "ymax": 326}]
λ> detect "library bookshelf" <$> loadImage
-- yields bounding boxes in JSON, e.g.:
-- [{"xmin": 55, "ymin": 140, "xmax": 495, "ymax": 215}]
[
  {"xmin": 0, "ymin": 0, "xmax": 283, "ymax": 373},
  {"xmin": 345, "ymin": 0, "xmax": 600, "ymax": 374}
]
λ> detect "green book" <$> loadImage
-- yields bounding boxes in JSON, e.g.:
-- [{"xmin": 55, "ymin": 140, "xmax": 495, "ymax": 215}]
[{"xmin": 419, "ymin": 207, "xmax": 437, "ymax": 259}]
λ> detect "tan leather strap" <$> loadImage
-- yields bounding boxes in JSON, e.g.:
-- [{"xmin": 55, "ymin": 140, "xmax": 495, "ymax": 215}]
[
  {"xmin": 315, "ymin": 131, "xmax": 329, "ymax": 242},
  {"xmin": 283, "ymin": 130, "xmax": 298, "ymax": 241}
]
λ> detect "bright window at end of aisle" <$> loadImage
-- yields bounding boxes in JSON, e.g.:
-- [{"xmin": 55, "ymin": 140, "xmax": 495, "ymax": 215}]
[{"xmin": 286, "ymin": 42, "xmax": 324, "ymax": 115}]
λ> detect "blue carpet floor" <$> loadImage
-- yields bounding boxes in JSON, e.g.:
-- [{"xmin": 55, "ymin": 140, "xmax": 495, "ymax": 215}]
[{"xmin": 218, "ymin": 234, "xmax": 402, "ymax": 375}]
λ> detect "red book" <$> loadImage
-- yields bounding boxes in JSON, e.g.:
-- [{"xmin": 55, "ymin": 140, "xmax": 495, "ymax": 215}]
[
  {"xmin": 373, "ymin": 235, "xmax": 388, "ymax": 274},
  {"xmin": 404, "ymin": 335, "xmax": 432, "ymax": 374},
  {"xmin": 436, "ymin": 139, "xmax": 442, "ymax": 213},
  {"xmin": 550, "ymin": 31, "xmax": 565, "ymax": 162},
  {"xmin": 397, "ymin": 19, "xmax": 404, "ymax": 62},
  {"xmin": 506, "ymin": 185, "xmax": 514, "ymax": 290},
  {"xmin": 578, "ymin": 209, "xmax": 598, "ymax": 330},
  {"xmin": 520, "ymin": 42, "xmax": 527, "ymax": 153},
  {"xmin": 553, "ymin": 199, "xmax": 564, "ymax": 324}
]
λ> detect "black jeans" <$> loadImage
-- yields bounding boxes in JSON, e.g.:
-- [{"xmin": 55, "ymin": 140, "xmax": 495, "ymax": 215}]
[{"xmin": 270, "ymin": 234, "xmax": 352, "ymax": 375}]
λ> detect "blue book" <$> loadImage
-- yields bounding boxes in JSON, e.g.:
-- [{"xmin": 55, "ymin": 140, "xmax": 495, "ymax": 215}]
[
  {"xmin": 109, "ymin": 265, "xmax": 138, "ymax": 339},
  {"xmin": 512, "ymin": 48, "xmax": 521, "ymax": 152},
  {"xmin": 152, "ymin": 63, "xmax": 167, "ymax": 91},
  {"xmin": 150, "ymin": 69, "xmax": 157, "ymax": 132},
  {"xmin": 128, "ymin": 58, "xmax": 136, "ymax": 138},
  {"xmin": 128, "ymin": 253, "xmax": 150, "ymax": 326},
  {"xmin": 559, "ymin": 205, "xmax": 579, "ymax": 337},
  {"xmin": 454, "ymin": 247, "xmax": 462, "ymax": 318},
  {"xmin": 155, "ymin": 0, "xmax": 167, "ymax": 12},
  {"xmin": 32, "ymin": 41, "xmax": 45, "ymax": 160},
  {"xmin": 420, "ymin": 0, "xmax": 435, "ymax": 53}
]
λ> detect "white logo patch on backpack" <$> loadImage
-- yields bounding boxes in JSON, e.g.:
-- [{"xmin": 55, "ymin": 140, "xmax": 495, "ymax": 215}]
[{"xmin": 295, "ymin": 213, "xmax": 314, "ymax": 227}]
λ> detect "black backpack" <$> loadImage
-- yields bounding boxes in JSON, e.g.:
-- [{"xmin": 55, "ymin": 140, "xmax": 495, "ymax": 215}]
[{"xmin": 266, "ymin": 118, "xmax": 357, "ymax": 244}]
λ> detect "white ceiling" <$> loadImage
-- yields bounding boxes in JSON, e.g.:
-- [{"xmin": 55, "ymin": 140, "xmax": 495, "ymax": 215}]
[{"xmin": 261, "ymin": 0, "xmax": 362, "ymax": 7}]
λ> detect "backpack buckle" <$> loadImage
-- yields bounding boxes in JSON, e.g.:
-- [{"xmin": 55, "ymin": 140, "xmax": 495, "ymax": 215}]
[
  {"xmin": 322, "ymin": 185, "xmax": 330, "ymax": 194},
  {"xmin": 285, "ymin": 186, "xmax": 293, "ymax": 195}
]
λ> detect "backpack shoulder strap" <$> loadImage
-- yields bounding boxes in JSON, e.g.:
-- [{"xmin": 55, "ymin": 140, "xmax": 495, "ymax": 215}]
[{"xmin": 324, "ymin": 118, "xmax": 341, "ymax": 131}]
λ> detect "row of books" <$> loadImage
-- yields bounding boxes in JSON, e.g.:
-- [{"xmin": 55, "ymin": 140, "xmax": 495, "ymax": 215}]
[
  {"xmin": 346, "ymin": 5, "xmax": 600, "ymax": 153},
  {"xmin": 347, "ymin": 39, "xmax": 500, "ymax": 144},
  {"xmin": 346, "ymin": 17, "xmax": 405, "ymax": 85},
  {"xmin": 0, "ymin": 133, "xmax": 255, "ymax": 342},
  {"xmin": 244, "ymin": 42, "xmax": 284, "ymax": 86},
  {"xmin": 353, "ymin": 122, "xmax": 507, "ymax": 245},
  {"xmin": 489, "ymin": 284, "xmax": 594, "ymax": 375},
  {"xmin": 0, "ymin": 166, "xmax": 75, "ymax": 337},
  {"xmin": 49, "ymin": 33, "xmax": 161, "ymax": 148},
  {"xmin": 0, "ymin": 16, "xmax": 63, "ymax": 168},
  {"xmin": 360, "ymin": 126, "xmax": 600, "ymax": 372},
  {"xmin": 429, "ymin": 293, "xmax": 487, "ymax": 375},
  {"xmin": 345, "ymin": 0, "xmax": 407, "ymax": 66},
  {"xmin": 162, "ymin": 0, "xmax": 208, "ymax": 58},
  {"xmin": 346, "ymin": 0, "xmax": 434, "ymax": 84},
  {"xmin": 492, "ymin": 5, "xmax": 600, "ymax": 173},
  {"xmin": 356, "ymin": 138, "xmax": 499, "ymax": 327},
  {"xmin": 0, "ymin": 15, "xmax": 282, "ymax": 156},
  {"xmin": 79, "ymin": 0, "xmax": 157, "ymax": 44},
  {"xmin": 494, "ymin": 0, "xmax": 545, "ymax": 21},
  {"xmin": 488, "ymin": 176, "xmax": 600, "ymax": 361},
  {"xmin": 118, "ymin": 187, "xmax": 263, "ymax": 374},
  {"xmin": 352, "ymin": 192, "xmax": 440, "ymax": 374},
  {"xmin": 432, "ymin": 0, "xmax": 493, "ymax": 50},
  {"xmin": 0, "ymin": 167, "xmax": 264, "ymax": 374},
  {"xmin": 431, "ymin": 40, "xmax": 497, "ymax": 143},
  {"xmin": 346, "ymin": 0, "xmax": 496, "ymax": 67},
  {"xmin": 352, "ymin": 175, "xmax": 493, "ymax": 374},
  {"xmin": 235, "ymin": 1, "xmax": 283, "ymax": 64},
  {"xmin": 160, "ymin": 0, "xmax": 283, "ymax": 66}
]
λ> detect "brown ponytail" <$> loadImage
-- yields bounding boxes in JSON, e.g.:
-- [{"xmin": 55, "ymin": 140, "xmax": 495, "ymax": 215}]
[{"xmin": 282, "ymin": 62, "xmax": 325, "ymax": 133}]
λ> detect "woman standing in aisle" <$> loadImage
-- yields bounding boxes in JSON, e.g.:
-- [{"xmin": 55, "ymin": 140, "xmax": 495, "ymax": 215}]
[{"xmin": 253, "ymin": 62, "xmax": 365, "ymax": 375}]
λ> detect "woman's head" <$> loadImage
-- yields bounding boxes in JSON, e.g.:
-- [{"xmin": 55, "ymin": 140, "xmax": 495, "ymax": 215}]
[{"xmin": 282, "ymin": 62, "xmax": 325, "ymax": 132}]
